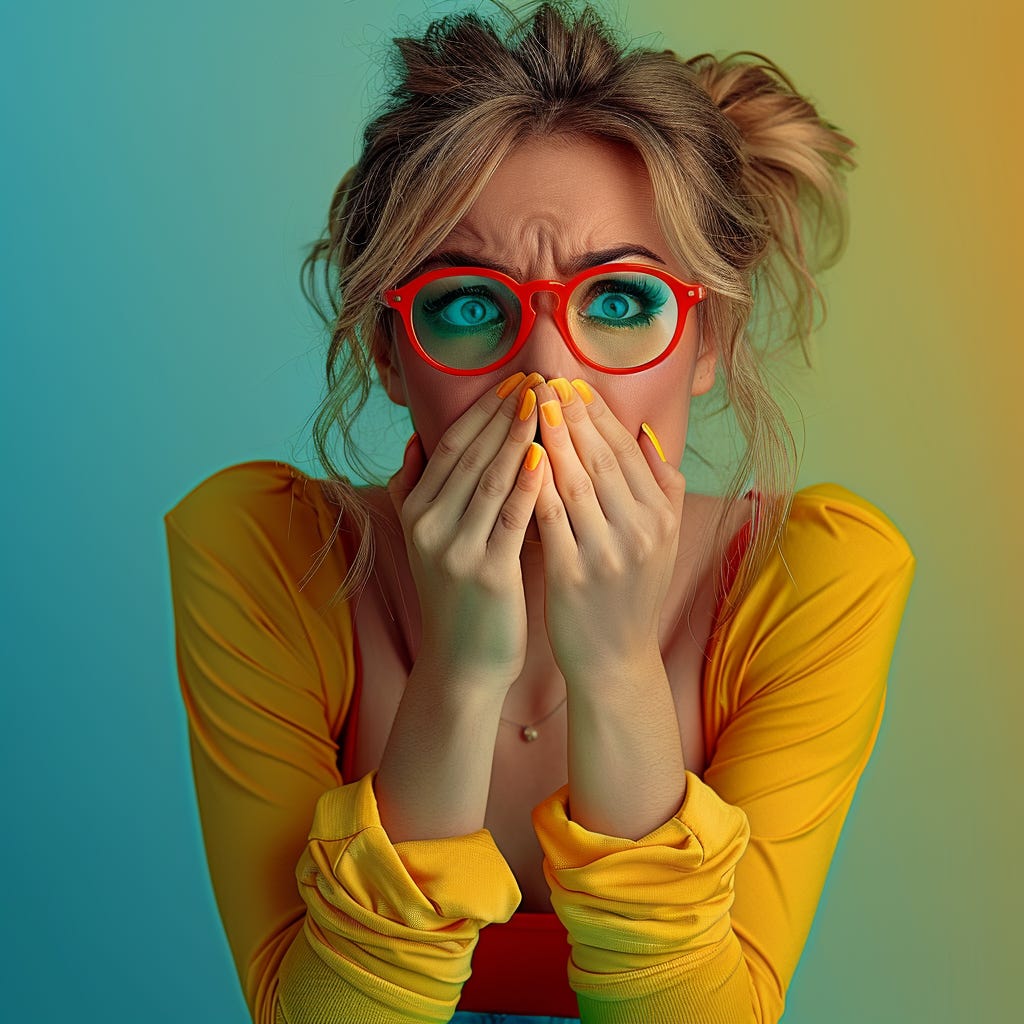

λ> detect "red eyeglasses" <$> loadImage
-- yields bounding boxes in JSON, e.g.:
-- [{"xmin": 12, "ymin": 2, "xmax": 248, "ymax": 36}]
[{"xmin": 382, "ymin": 263, "xmax": 706, "ymax": 376}]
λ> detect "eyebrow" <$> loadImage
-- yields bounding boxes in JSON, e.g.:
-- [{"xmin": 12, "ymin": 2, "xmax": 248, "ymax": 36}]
[{"xmin": 411, "ymin": 244, "xmax": 668, "ymax": 281}]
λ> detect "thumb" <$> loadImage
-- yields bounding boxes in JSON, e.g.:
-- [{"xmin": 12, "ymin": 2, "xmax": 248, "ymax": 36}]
[{"xmin": 387, "ymin": 431, "xmax": 424, "ymax": 519}]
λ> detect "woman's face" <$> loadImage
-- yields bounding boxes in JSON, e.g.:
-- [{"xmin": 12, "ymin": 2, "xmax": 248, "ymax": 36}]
[{"xmin": 376, "ymin": 132, "xmax": 716, "ymax": 513}]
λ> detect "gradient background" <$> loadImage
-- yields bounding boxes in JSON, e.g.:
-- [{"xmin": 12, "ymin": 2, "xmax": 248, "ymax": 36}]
[{"xmin": 3, "ymin": 1, "xmax": 1020, "ymax": 1021}]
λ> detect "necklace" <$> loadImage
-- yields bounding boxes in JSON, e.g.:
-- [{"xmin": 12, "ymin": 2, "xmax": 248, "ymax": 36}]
[{"xmin": 500, "ymin": 694, "xmax": 568, "ymax": 742}]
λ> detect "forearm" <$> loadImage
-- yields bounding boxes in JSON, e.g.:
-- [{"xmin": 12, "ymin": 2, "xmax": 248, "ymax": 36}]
[
  {"xmin": 376, "ymin": 658, "xmax": 507, "ymax": 841},
  {"xmin": 565, "ymin": 647, "xmax": 686, "ymax": 838}
]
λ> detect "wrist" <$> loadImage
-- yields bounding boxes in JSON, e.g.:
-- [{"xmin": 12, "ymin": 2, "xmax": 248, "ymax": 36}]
[
  {"xmin": 409, "ymin": 650, "xmax": 517, "ymax": 707},
  {"xmin": 561, "ymin": 645, "xmax": 665, "ymax": 696}
]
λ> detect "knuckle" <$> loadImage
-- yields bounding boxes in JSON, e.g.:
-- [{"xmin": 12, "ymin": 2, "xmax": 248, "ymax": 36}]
[
  {"xmin": 565, "ymin": 472, "xmax": 594, "ymax": 503},
  {"xmin": 408, "ymin": 516, "xmax": 435, "ymax": 553},
  {"xmin": 612, "ymin": 432, "xmax": 638, "ymax": 459},
  {"xmin": 438, "ymin": 545, "xmax": 470, "ymax": 580},
  {"xmin": 588, "ymin": 444, "xmax": 618, "ymax": 476},
  {"xmin": 586, "ymin": 401, "xmax": 609, "ymax": 428},
  {"xmin": 496, "ymin": 397, "xmax": 518, "ymax": 423},
  {"xmin": 397, "ymin": 498, "xmax": 417, "ymax": 531},
  {"xmin": 590, "ymin": 544, "xmax": 623, "ymax": 579},
  {"xmin": 535, "ymin": 498, "xmax": 565, "ymax": 528},
  {"xmin": 458, "ymin": 443, "xmax": 486, "ymax": 475},
  {"xmin": 434, "ymin": 432, "xmax": 462, "ymax": 460},
  {"xmin": 477, "ymin": 465, "xmax": 507, "ymax": 500},
  {"xmin": 657, "ymin": 506, "xmax": 678, "ymax": 535},
  {"xmin": 550, "ymin": 429, "xmax": 574, "ymax": 450},
  {"xmin": 497, "ymin": 502, "xmax": 527, "ymax": 533},
  {"xmin": 564, "ymin": 401, "xmax": 588, "ymax": 425}
]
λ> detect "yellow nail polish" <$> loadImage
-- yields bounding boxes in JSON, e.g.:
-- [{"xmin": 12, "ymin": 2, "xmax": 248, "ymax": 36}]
[
  {"xmin": 641, "ymin": 422, "xmax": 666, "ymax": 462},
  {"xmin": 496, "ymin": 371, "xmax": 526, "ymax": 398},
  {"xmin": 518, "ymin": 387, "xmax": 537, "ymax": 421},
  {"xmin": 541, "ymin": 400, "xmax": 563, "ymax": 428},
  {"xmin": 570, "ymin": 379, "xmax": 594, "ymax": 404},
  {"xmin": 522, "ymin": 371, "xmax": 546, "ymax": 391},
  {"xmin": 524, "ymin": 442, "xmax": 543, "ymax": 472},
  {"xmin": 549, "ymin": 377, "xmax": 575, "ymax": 405}
]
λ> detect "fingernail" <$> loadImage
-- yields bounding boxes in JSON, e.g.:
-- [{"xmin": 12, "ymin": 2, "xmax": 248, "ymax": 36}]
[
  {"xmin": 521, "ymin": 371, "xmax": 545, "ymax": 391},
  {"xmin": 549, "ymin": 377, "xmax": 575, "ymax": 406},
  {"xmin": 518, "ymin": 387, "xmax": 537, "ymax": 421},
  {"xmin": 524, "ymin": 442, "xmax": 543, "ymax": 472},
  {"xmin": 570, "ymin": 379, "xmax": 594, "ymax": 404},
  {"xmin": 641, "ymin": 422, "xmax": 666, "ymax": 462},
  {"xmin": 495, "ymin": 371, "xmax": 526, "ymax": 398},
  {"xmin": 404, "ymin": 432, "xmax": 418, "ymax": 457},
  {"xmin": 541, "ymin": 400, "xmax": 563, "ymax": 428}
]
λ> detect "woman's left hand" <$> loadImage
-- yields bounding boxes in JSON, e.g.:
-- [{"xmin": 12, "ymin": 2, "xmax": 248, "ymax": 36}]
[{"xmin": 529, "ymin": 377, "xmax": 687, "ymax": 678}]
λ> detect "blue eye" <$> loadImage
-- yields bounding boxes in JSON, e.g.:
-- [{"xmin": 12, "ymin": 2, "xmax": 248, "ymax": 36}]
[
  {"xmin": 421, "ymin": 286, "xmax": 505, "ymax": 333},
  {"xmin": 579, "ymin": 277, "xmax": 669, "ymax": 329},
  {"xmin": 587, "ymin": 292, "xmax": 642, "ymax": 321}
]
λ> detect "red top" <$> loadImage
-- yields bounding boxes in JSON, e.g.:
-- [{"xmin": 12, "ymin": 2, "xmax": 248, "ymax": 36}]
[{"xmin": 339, "ymin": 497, "xmax": 757, "ymax": 1017}]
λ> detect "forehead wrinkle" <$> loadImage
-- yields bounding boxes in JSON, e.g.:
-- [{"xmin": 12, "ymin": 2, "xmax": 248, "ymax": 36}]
[{"xmin": 445, "ymin": 212, "xmax": 644, "ymax": 279}]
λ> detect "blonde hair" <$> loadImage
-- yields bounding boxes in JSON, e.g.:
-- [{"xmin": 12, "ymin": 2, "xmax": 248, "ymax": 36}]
[{"xmin": 299, "ymin": 0, "xmax": 855, "ymax": 637}]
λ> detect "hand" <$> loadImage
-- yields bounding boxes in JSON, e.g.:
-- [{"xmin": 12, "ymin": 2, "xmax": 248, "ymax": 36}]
[
  {"xmin": 530, "ymin": 377, "xmax": 687, "ymax": 677},
  {"xmin": 385, "ymin": 371, "xmax": 547, "ymax": 691}
]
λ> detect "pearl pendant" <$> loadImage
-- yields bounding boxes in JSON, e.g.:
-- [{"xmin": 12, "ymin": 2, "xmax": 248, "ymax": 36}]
[{"xmin": 521, "ymin": 725, "xmax": 539, "ymax": 742}]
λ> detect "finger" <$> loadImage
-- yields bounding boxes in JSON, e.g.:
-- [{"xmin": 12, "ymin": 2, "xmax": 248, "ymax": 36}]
[
  {"xmin": 567, "ymin": 378, "xmax": 671, "ymax": 511},
  {"xmin": 409, "ymin": 371, "xmax": 543, "ymax": 513},
  {"xmin": 387, "ymin": 431, "xmax": 425, "ymax": 520},
  {"xmin": 459, "ymin": 380, "xmax": 544, "ymax": 548},
  {"xmin": 532, "ymin": 379, "xmax": 611, "ymax": 545},
  {"xmin": 485, "ymin": 440, "xmax": 546, "ymax": 559},
  {"xmin": 546, "ymin": 376, "xmax": 640, "ymax": 530},
  {"xmin": 439, "ymin": 372, "xmax": 544, "ymax": 538},
  {"xmin": 530, "ymin": 436, "xmax": 576, "ymax": 560}
]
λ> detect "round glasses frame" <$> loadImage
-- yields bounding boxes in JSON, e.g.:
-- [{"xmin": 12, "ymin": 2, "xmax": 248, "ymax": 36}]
[{"xmin": 382, "ymin": 262, "xmax": 707, "ymax": 376}]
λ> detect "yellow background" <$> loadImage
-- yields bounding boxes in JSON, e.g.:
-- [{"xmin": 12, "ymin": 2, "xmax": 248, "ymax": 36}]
[{"xmin": 627, "ymin": 1, "xmax": 1021, "ymax": 1019}]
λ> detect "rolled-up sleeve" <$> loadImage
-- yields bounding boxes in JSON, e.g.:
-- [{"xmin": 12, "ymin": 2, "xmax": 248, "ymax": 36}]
[
  {"xmin": 532, "ymin": 772, "xmax": 753, "ymax": 1021},
  {"xmin": 283, "ymin": 771, "xmax": 521, "ymax": 1021}
]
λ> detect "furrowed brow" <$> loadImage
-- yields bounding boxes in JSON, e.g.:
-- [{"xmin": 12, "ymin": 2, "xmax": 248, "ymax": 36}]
[{"xmin": 409, "ymin": 244, "xmax": 668, "ymax": 281}]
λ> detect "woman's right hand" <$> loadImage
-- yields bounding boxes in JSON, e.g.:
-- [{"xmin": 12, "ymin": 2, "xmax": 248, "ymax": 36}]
[{"xmin": 386, "ymin": 371, "xmax": 547, "ymax": 692}]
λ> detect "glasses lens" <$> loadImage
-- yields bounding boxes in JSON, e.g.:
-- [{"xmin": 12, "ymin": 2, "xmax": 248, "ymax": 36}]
[
  {"xmin": 567, "ymin": 270, "xmax": 679, "ymax": 369},
  {"xmin": 411, "ymin": 274, "xmax": 521, "ymax": 370}
]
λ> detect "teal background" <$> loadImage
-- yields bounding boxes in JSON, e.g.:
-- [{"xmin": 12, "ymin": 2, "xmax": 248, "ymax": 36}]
[{"xmin": 3, "ymin": 1, "xmax": 1019, "ymax": 1020}]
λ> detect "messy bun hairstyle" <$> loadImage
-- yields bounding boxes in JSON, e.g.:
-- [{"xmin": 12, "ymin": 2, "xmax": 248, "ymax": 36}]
[{"xmin": 299, "ymin": 0, "xmax": 855, "ymax": 636}]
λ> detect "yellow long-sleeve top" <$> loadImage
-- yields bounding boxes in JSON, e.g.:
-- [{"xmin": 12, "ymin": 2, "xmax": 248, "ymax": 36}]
[{"xmin": 163, "ymin": 460, "xmax": 915, "ymax": 1024}]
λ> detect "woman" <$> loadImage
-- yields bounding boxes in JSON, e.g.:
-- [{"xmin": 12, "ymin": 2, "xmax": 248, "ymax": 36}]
[{"xmin": 164, "ymin": 3, "xmax": 915, "ymax": 1022}]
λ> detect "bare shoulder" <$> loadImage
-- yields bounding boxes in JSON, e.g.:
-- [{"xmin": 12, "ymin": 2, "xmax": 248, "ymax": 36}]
[{"xmin": 683, "ymin": 488, "xmax": 755, "ymax": 555}]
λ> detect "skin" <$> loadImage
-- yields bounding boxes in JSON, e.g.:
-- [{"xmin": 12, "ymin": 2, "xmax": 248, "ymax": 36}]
[{"xmin": 373, "ymin": 133, "xmax": 719, "ymax": 835}]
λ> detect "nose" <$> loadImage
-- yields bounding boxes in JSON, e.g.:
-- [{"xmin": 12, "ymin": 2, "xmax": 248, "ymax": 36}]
[{"xmin": 515, "ymin": 289, "xmax": 587, "ymax": 384}]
